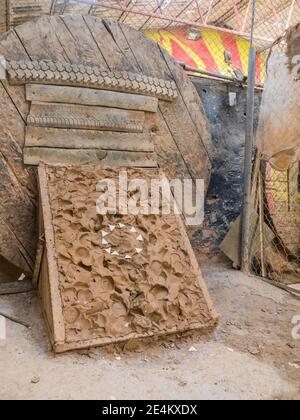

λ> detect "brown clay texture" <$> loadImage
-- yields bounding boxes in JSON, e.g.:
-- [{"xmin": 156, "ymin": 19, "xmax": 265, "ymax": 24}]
[{"xmin": 46, "ymin": 165, "xmax": 216, "ymax": 345}]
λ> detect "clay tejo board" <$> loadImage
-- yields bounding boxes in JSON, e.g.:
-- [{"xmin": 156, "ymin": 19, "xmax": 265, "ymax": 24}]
[{"xmin": 34, "ymin": 164, "xmax": 217, "ymax": 353}]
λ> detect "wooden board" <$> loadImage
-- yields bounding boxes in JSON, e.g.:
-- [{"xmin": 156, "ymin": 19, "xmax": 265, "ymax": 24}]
[
  {"xmin": 26, "ymin": 85, "xmax": 159, "ymax": 113},
  {"xmin": 24, "ymin": 148, "xmax": 158, "ymax": 168},
  {"xmin": 0, "ymin": 15, "xmax": 212, "ymax": 278},
  {"xmin": 25, "ymin": 127, "xmax": 155, "ymax": 152},
  {"xmin": 0, "ymin": 280, "xmax": 33, "ymax": 296},
  {"xmin": 36, "ymin": 164, "xmax": 217, "ymax": 352},
  {"xmin": 220, "ymin": 211, "xmax": 275, "ymax": 267},
  {"xmin": 27, "ymin": 102, "xmax": 145, "ymax": 133}
]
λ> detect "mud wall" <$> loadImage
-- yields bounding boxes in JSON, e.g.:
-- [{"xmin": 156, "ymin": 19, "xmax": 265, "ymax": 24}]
[{"xmin": 191, "ymin": 77, "xmax": 262, "ymax": 258}]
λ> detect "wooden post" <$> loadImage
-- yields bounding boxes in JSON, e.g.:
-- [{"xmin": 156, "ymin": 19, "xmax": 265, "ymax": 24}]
[{"xmin": 258, "ymin": 168, "xmax": 266, "ymax": 277}]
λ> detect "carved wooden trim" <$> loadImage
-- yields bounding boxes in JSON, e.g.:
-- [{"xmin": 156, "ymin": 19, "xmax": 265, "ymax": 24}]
[
  {"xmin": 27, "ymin": 115, "xmax": 144, "ymax": 132},
  {"xmin": 6, "ymin": 59, "xmax": 178, "ymax": 102},
  {"xmin": 27, "ymin": 102, "xmax": 145, "ymax": 133}
]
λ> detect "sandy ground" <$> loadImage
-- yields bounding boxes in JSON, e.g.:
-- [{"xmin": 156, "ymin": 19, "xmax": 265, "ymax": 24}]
[{"xmin": 0, "ymin": 264, "xmax": 299, "ymax": 400}]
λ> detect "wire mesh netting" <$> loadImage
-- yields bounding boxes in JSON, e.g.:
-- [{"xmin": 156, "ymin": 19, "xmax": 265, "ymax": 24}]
[
  {"xmin": 250, "ymin": 16, "xmax": 300, "ymax": 286},
  {"xmin": 1, "ymin": 1, "xmax": 299, "ymax": 87},
  {"xmin": 249, "ymin": 159, "xmax": 300, "ymax": 285}
]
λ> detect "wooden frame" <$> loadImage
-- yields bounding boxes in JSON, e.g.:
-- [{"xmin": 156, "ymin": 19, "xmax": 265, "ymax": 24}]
[{"xmin": 35, "ymin": 164, "xmax": 217, "ymax": 353}]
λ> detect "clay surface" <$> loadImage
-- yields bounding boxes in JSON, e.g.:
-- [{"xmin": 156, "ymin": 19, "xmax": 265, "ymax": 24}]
[{"xmin": 43, "ymin": 165, "xmax": 217, "ymax": 348}]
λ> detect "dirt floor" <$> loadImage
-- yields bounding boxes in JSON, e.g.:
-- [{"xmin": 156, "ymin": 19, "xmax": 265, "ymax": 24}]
[{"xmin": 0, "ymin": 263, "xmax": 299, "ymax": 400}]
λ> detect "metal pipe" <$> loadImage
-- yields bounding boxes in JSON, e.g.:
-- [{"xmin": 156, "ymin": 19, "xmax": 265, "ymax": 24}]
[
  {"xmin": 286, "ymin": 0, "xmax": 296, "ymax": 30},
  {"xmin": 195, "ymin": 0, "xmax": 204, "ymax": 23},
  {"xmin": 242, "ymin": 0, "xmax": 251, "ymax": 33},
  {"xmin": 241, "ymin": 0, "xmax": 256, "ymax": 273},
  {"xmin": 267, "ymin": 0, "xmax": 282, "ymax": 37},
  {"xmin": 178, "ymin": 61, "xmax": 244, "ymax": 83}
]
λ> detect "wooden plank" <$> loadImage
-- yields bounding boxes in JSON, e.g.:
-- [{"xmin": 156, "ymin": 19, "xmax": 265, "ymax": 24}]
[
  {"xmin": 0, "ymin": 218, "xmax": 32, "ymax": 276},
  {"xmin": 145, "ymin": 112, "xmax": 191, "ymax": 180},
  {"xmin": 27, "ymin": 102, "xmax": 145, "ymax": 133},
  {"xmin": 102, "ymin": 19, "xmax": 139, "ymax": 70},
  {"xmin": 38, "ymin": 249, "xmax": 55, "ymax": 340},
  {"xmin": 0, "ymin": 157, "xmax": 35, "ymax": 273},
  {"xmin": 43, "ymin": 16, "xmax": 88, "ymax": 65},
  {"xmin": 62, "ymin": 15, "xmax": 108, "ymax": 68},
  {"xmin": 25, "ymin": 127, "xmax": 155, "ymax": 152},
  {"xmin": 38, "ymin": 165, "xmax": 66, "ymax": 344},
  {"xmin": 0, "ymin": 280, "xmax": 33, "ymax": 296},
  {"xmin": 0, "ymin": 82, "xmax": 36, "ymax": 274},
  {"xmin": 24, "ymin": 148, "xmax": 158, "ymax": 167},
  {"xmin": 289, "ymin": 284, "xmax": 300, "ymax": 293},
  {"xmin": 26, "ymin": 84, "xmax": 158, "ymax": 113},
  {"xmin": 0, "ymin": 29, "xmax": 30, "ymax": 120},
  {"xmin": 14, "ymin": 15, "xmax": 71, "ymax": 63},
  {"xmin": 83, "ymin": 16, "xmax": 136, "ymax": 73},
  {"xmin": 159, "ymin": 46, "xmax": 214, "ymax": 161}
]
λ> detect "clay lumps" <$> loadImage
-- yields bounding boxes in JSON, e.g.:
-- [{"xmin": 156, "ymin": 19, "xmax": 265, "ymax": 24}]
[{"xmin": 46, "ymin": 165, "xmax": 216, "ymax": 345}]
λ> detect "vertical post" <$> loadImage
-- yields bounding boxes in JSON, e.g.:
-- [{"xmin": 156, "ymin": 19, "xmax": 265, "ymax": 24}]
[
  {"xmin": 5, "ymin": 0, "xmax": 10, "ymax": 32},
  {"xmin": 258, "ymin": 165, "xmax": 266, "ymax": 277},
  {"xmin": 241, "ymin": 0, "xmax": 256, "ymax": 273}
]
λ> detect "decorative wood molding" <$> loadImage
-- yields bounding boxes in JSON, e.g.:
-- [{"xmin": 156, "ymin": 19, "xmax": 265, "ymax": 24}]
[
  {"xmin": 6, "ymin": 59, "xmax": 178, "ymax": 102},
  {"xmin": 27, "ymin": 102, "xmax": 145, "ymax": 133}
]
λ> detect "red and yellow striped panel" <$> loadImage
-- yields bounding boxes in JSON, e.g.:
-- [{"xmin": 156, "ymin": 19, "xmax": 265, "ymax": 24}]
[{"xmin": 145, "ymin": 27, "xmax": 266, "ymax": 84}]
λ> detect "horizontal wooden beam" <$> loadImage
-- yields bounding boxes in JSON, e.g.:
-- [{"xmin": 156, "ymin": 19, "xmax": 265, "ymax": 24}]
[
  {"xmin": 24, "ymin": 147, "xmax": 158, "ymax": 167},
  {"xmin": 26, "ymin": 84, "xmax": 159, "ymax": 113},
  {"xmin": 0, "ymin": 280, "xmax": 33, "ymax": 296},
  {"xmin": 25, "ymin": 127, "xmax": 155, "ymax": 152}
]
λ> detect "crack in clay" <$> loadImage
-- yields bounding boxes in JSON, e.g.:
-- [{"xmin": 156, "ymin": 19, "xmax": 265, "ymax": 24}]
[{"xmin": 45, "ymin": 165, "xmax": 216, "ymax": 345}]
